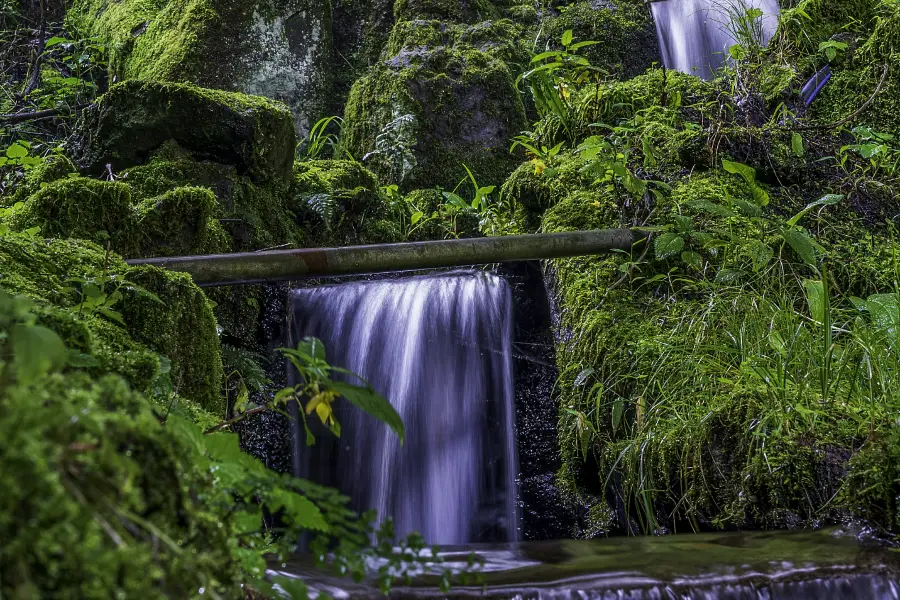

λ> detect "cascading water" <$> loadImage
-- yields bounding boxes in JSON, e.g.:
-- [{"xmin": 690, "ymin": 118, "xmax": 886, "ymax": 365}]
[
  {"xmin": 651, "ymin": 0, "xmax": 780, "ymax": 79},
  {"xmin": 288, "ymin": 271, "xmax": 519, "ymax": 545}
]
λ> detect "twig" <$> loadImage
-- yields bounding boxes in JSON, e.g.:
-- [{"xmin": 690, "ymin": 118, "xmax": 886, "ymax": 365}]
[
  {"xmin": 0, "ymin": 103, "xmax": 88, "ymax": 124},
  {"xmin": 793, "ymin": 64, "xmax": 890, "ymax": 132},
  {"xmin": 22, "ymin": 0, "xmax": 47, "ymax": 98},
  {"xmin": 204, "ymin": 405, "xmax": 271, "ymax": 435}
]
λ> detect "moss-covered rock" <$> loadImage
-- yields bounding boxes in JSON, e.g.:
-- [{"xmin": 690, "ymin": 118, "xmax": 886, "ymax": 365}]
[
  {"xmin": 67, "ymin": 0, "xmax": 335, "ymax": 134},
  {"xmin": 342, "ymin": 21, "xmax": 527, "ymax": 191},
  {"xmin": 5, "ymin": 176, "xmax": 229, "ymax": 259},
  {"xmin": 5, "ymin": 155, "xmax": 77, "ymax": 205},
  {"xmin": 0, "ymin": 235, "xmax": 224, "ymax": 412},
  {"xmin": 75, "ymin": 80, "xmax": 296, "ymax": 186},
  {"xmin": 537, "ymin": 0, "xmax": 660, "ymax": 79},
  {"xmin": 805, "ymin": 5, "xmax": 900, "ymax": 134},
  {"xmin": 122, "ymin": 143, "xmax": 302, "ymax": 252}
]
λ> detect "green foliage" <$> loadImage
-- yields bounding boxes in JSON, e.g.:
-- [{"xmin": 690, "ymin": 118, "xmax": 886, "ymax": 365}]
[{"xmin": 298, "ymin": 116, "xmax": 345, "ymax": 161}]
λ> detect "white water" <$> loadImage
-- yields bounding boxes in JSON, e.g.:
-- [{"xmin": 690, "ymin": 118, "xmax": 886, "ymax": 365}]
[
  {"xmin": 289, "ymin": 272, "xmax": 519, "ymax": 545},
  {"xmin": 651, "ymin": 0, "xmax": 780, "ymax": 79}
]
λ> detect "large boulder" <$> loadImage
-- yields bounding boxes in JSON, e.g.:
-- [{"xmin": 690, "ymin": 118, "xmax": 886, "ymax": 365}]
[
  {"xmin": 75, "ymin": 81, "xmax": 296, "ymax": 186},
  {"xmin": 342, "ymin": 18, "xmax": 527, "ymax": 191},
  {"xmin": 68, "ymin": 0, "xmax": 334, "ymax": 134}
]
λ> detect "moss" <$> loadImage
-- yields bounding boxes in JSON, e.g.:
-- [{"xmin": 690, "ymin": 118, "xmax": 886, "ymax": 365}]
[
  {"xmin": 123, "ymin": 143, "xmax": 303, "ymax": 251},
  {"xmin": 75, "ymin": 80, "xmax": 296, "ymax": 186},
  {"xmin": 342, "ymin": 33, "xmax": 526, "ymax": 191},
  {"xmin": 502, "ymin": 153, "xmax": 595, "ymax": 215},
  {"xmin": 0, "ymin": 235, "xmax": 223, "ymax": 412},
  {"xmin": 134, "ymin": 186, "xmax": 230, "ymax": 257},
  {"xmin": 394, "ymin": 0, "xmax": 497, "ymax": 22},
  {"xmin": 537, "ymin": 0, "xmax": 659, "ymax": 79},
  {"xmin": 807, "ymin": 7, "xmax": 900, "ymax": 134},
  {"xmin": 0, "ymin": 372, "xmax": 236, "ymax": 598},
  {"xmin": 778, "ymin": 0, "xmax": 878, "ymax": 59},
  {"xmin": 7, "ymin": 175, "xmax": 230, "ymax": 259},
  {"xmin": 9, "ymin": 177, "xmax": 136, "ymax": 247},
  {"xmin": 120, "ymin": 265, "xmax": 225, "ymax": 414},
  {"xmin": 292, "ymin": 159, "xmax": 401, "ymax": 245},
  {"xmin": 5, "ymin": 155, "xmax": 77, "ymax": 205},
  {"xmin": 534, "ymin": 68, "xmax": 717, "ymax": 151}
]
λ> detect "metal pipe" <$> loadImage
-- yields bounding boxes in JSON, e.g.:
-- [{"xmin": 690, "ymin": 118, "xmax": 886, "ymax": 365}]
[{"xmin": 125, "ymin": 228, "xmax": 641, "ymax": 287}]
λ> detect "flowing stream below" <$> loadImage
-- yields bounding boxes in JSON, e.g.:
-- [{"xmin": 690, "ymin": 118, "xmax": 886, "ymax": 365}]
[{"xmin": 272, "ymin": 529, "xmax": 900, "ymax": 599}]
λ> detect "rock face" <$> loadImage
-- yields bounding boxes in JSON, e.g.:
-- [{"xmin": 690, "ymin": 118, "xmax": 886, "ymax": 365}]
[
  {"xmin": 342, "ymin": 15, "xmax": 528, "ymax": 191},
  {"xmin": 68, "ymin": 0, "xmax": 335, "ymax": 134}
]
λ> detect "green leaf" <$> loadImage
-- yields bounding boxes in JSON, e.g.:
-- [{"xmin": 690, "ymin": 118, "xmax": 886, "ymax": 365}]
[
  {"xmin": 331, "ymin": 381, "xmax": 405, "ymax": 445},
  {"xmin": 673, "ymin": 214, "xmax": 693, "ymax": 234},
  {"xmin": 803, "ymin": 279, "xmax": 825, "ymax": 323},
  {"xmin": 611, "ymin": 399, "xmax": 624, "ymax": 430},
  {"xmin": 561, "ymin": 29, "xmax": 574, "ymax": 47},
  {"xmin": 782, "ymin": 229, "xmax": 818, "ymax": 266},
  {"xmin": 715, "ymin": 268, "xmax": 746, "ymax": 284},
  {"xmin": 44, "ymin": 36, "xmax": 69, "ymax": 48},
  {"xmin": 681, "ymin": 250, "xmax": 703, "ymax": 269},
  {"xmin": 744, "ymin": 240, "xmax": 773, "ymax": 272},
  {"xmin": 268, "ymin": 489, "xmax": 329, "ymax": 532},
  {"xmin": 865, "ymin": 293, "xmax": 900, "ymax": 343},
  {"xmin": 791, "ymin": 132, "xmax": 805, "ymax": 157},
  {"xmin": 654, "ymin": 232, "xmax": 684, "ymax": 260},
  {"xmin": 721, "ymin": 159, "xmax": 757, "ymax": 185},
  {"xmin": 296, "ymin": 337, "xmax": 327, "ymax": 362},
  {"xmin": 11, "ymin": 324, "xmax": 67, "ymax": 384},
  {"xmin": 6, "ymin": 142, "xmax": 28, "ymax": 159}
]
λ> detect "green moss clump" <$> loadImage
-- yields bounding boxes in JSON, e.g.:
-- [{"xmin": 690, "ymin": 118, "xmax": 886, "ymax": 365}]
[
  {"xmin": 76, "ymin": 80, "xmax": 296, "ymax": 186},
  {"xmin": 6, "ymin": 175, "xmax": 230, "ymax": 259},
  {"xmin": 0, "ymin": 372, "xmax": 236, "ymax": 598},
  {"xmin": 807, "ymin": 6, "xmax": 900, "ymax": 134},
  {"xmin": 121, "ymin": 265, "xmax": 224, "ymax": 413},
  {"xmin": 0, "ymin": 235, "xmax": 223, "ymax": 412},
  {"xmin": 4, "ymin": 155, "xmax": 77, "ymax": 205},
  {"xmin": 394, "ymin": 0, "xmax": 497, "ymax": 22},
  {"xmin": 123, "ymin": 143, "xmax": 303, "ymax": 251},
  {"xmin": 134, "ymin": 186, "xmax": 231, "ymax": 257},
  {"xmin": 293, "ymin": 160, "xmax": 401, "ymax": 245},
  {"xmin": 537, "ymin": 0, "xmax": 659, "ymax": 79},
  {"xmin": 9, "ymin": 177, "xmax": 135, "ymax": 247}
]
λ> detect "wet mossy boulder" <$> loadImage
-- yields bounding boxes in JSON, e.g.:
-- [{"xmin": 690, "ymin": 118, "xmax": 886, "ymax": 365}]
[
  {"xmin": 122, "ymin": 142, "xmax": 303, "ymax": 251},
  {"xmin": 0, "ymin": 235, "xmax": 224, "ymax": 413},
  {"xmin": 292, "ymin": 160, "xmax": 401, "ymax": 244},
  {"xmin": 805, "ymin": 5, "xmax": 900, "ymax": 134},
  {"xmin": 537, "ymin": 0, "xmax": 660, "ymax": 79},
  {"xmin": 5, "ymin": 176, "xmax": 230, "ymax": 258},
  {"xmin": 342, "ymin": 23, "xmax": 527, "ymax": 191},
  {"xmin": 68, "ymin": 0, "xmax": 334, "ymax": 134},
  {"xmin": 75, "ymin": 81, "xmax": 296, "ymax": 186}
]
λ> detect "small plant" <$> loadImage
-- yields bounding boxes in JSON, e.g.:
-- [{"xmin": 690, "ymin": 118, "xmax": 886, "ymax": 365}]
[
  {"xmin": 298, "ymin": 115, "xmax": 344, "ymax": 160},
  {"xmin": 517, "ymin": 30, "xmax": 602, "ymax": 146},
  {"xmin": 363, "ymin": 112, "xmax": 419, "ymax": 183}
]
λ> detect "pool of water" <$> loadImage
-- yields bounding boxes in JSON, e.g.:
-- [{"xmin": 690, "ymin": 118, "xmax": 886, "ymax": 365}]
[{"xmin": 271, "ymin": 528, "xmax": 900, "ymax": 599}]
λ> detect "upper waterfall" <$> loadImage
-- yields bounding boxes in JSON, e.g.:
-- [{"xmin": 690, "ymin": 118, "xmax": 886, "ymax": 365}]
[
  {"xmin": 651, "ymin": 0, "xmax": 780, "ymax": 79},
  {"xmin": 289, "ymin": 272, "xmax": 519, "ymax": 545}
]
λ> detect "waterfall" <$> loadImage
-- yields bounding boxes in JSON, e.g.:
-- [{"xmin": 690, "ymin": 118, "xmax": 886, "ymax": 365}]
[
  {"xmin": 288, "ymin": 272, "xmax": 519, "ymax": 545},
  {"xmin": 651, "ymin": 0, "xmax": 780, "ymax": 79}
]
